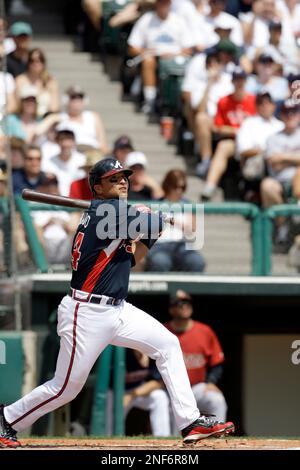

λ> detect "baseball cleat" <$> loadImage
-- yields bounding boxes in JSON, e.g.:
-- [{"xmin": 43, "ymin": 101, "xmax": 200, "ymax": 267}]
[
  {"xmin": 0, "ymin": 405, "xmax": 21, "ymax": 448},
  {"xmin": 181, "ymin": 415, "xmax": 235, "ymax": 443}
]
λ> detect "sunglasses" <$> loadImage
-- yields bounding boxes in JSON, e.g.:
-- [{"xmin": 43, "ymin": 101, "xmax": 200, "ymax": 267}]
[
  {"xmin": 25, "ymin": 156, "xmax": 41, "ymax": 161},
  {"xmin": 69, "ymin": 94, "xmax": 84, "ymax": 100},
  {"xmin": 29, "ymin": 58, "xmax": 44, "ymax": 64},
  {"xmin": 172, "ymin": 300, "xmax": 192, "ymax": 307}
]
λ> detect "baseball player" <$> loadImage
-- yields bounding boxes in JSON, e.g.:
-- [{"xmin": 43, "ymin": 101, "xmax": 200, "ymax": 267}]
[{"xmin": 0, "ymin": 158, "xmax": 234, "ymax": 448}]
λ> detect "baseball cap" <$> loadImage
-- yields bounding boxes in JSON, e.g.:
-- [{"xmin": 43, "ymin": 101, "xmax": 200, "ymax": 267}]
[
  {"xmin": 55, "ymin": 122, "xmax": 76, "ymax": 138},
  {"xmin": 280, "ymin": 98, "xmax": 300, "ymax": 114},
  {"xmin": 232, "ymin": 65, "xmax": 247, "ymax": 80},
  {"xmin": 65, "ymin": 85, "xmax": 85, "ymax": 98},
  {"xmin": 89, "ymin": 158, "xmax": 133, "ymax": 184},
  {"xmin": 113, "ymin": 135, "xmax": 134, "ymax": 151},
  {"xmin": 287, "ymin": 73, "xmax": 300, "ymax": 83},
  {"xmin": 126, "ymin": 151, "xmax": 148, "ymax": 169},
  {"xmin": 19, "ymin": 85, "xmax": 38, "ymax": 100},
  {"xmin": 216, "ymin": 39, "xmax": 239, "ymax": 57},
  {"xmin": 214, "ymin": 15, "xmax": 235, "ymax": 31},
  {"xmin": 9, "ymin": 21, "xmax": 33, "ymax": 37},
  {"xmin": 269, "ymin": 19, "xmax": 282, "ymax": 30},
  {"xmin": 257, "ymin": 53, "xmax": 275, "ymax": 64}
]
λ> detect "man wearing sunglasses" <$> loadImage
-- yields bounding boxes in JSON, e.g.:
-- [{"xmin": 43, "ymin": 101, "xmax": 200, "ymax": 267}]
[
  {"xmin": 0, "ymin": 158, "xmax": 234, "ymax": 447},
  {"xmin": 165, "ymin": 291, "xmax": 228, "ymax": 423}
]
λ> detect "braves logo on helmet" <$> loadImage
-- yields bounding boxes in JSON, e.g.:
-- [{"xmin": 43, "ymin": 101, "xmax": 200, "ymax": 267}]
[{"xmin": 89, "ymin": 158, "xmax": 133, "ymax": 194}]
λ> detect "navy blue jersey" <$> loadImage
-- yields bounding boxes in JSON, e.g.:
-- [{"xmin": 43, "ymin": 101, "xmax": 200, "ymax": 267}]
[{"xmin": 71, "ymin": 199, "xmax": 163, "ymax": 299}]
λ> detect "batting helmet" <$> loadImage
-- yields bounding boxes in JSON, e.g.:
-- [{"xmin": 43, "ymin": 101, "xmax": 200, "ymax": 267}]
[{"xmin": 89, "ymin": 158, "xmax": 133, "ymax": 194}]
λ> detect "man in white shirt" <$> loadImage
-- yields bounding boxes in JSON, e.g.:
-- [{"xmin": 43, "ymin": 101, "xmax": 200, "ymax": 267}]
[
  {"xmin": 241, "ymin": 0, "xmax": 295, "ymax": 52},
  {"xmin": 261, "ymin": 99, "xmax": 300, "ymax": 208},
  {"xmin": 203, "ymin": 0, "xmax": 244, "ymax": 47},
  {"xmin": 237, "ymin": 92, "xmax": 284, "ymax": 181},
  {"xmin": 127, "ymin": 0, "xmax": 194, "ymax": 114},
  {"xmin": 191, "ymin": 51, "xmax": 233, "ymax": 176},
  {"xmin": 42, "ymin": 128, "xmax": 86, "ymax": 196}
]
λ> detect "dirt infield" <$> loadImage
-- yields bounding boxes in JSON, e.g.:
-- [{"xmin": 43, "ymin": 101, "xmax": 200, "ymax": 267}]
[{"xmin": 4, "ymin": 437, "xmax": 300, "ymax": 450}]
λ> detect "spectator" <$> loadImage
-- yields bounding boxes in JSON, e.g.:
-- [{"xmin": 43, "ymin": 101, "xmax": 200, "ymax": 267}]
[
  {"xmin": 245, "ymin": 53, "xmax": 289, "ymax": 103},
  {"xmin": 237, "ymin": 92, "xmax": 284, "ymax": 185},
  {"xmin": 0, "ymin": 66, "xmax": 17, "ymax": 117},
  {"xmin": 60, "ymin": 85, "xmax": 109, "ymax": 153},
  {"xmin": 203, "ymin": 0, "xmax": 244, "ymax": 47},
  {"xmin": 216, "ymin": 38, "xmax": 252, "ymax": 74},
  {"xmin": 275, "ymin": 72, "xmax": 300, "ymax": 117},
  {"xmin": 112, "ymin": 135, "xmax": 134, "ymax": 165},
  {"xmin": 126, "ymin": 151, "xmax": 163, "ymax": 200},
  {"xmin": 81, "ymin": 0, "xmax": 103, "ymax": 31},
  {"xmin": 15, "ymin": 48, "xmax": 60, "ymax": 117},
  {"xmin": 32, "ymin": 175, "xmax": 76, "ymax": 265},
  {"xmin": 0, "ymin": 17, "xmax": 16, "ymax": 56},
  {"xmin": 42, "ymin": 128, "xmax": 86, "ymax": 196},
  {"xmin": 248, "ymin": 20, "xmax": 300, "ymax": 75},
  {"xmin": 241, "ymin": 0, "xmax": 293, "ymax": 50},
  {"xmin": 4, "ymin": 85, "xmax": 40, "ymax": 143},
  {"xmin": 6, "ymin": 22, "xmax": 33, "ymax": 77},
  {"xmin": 191, "ymin": 51, "xmax": 233, "ymax": 177},
  {"xmin": 200, "ymin": 66, "xmax": 256, "ymax": 200},
  {"xmin": 12, "ymin": 145, "xmax": 47, "ymax": 194},
  {"xmin": 0, "ymin": 20, "xmax": 17, "ymax": 116},
  {"xmin": 261, "ymin": 100, "xmax": 300, "ymax": 248},
  {"xmin": 277, "ymin": 0, "xmax": 300, "ymax": 43},
  {"xmin": 127, "ymin": 0, "xmax": 194, "ymax": 115},
  {"xmin": 261, "ymin": 99, "xmax": 300, "ymax": 208},
  {"xmin": 69, "ymin": 148, "xmax": 103, "ymax": 200},
  {"xmin": 9, "ymin": 137, "xmax": 26, "ymax": 170},
  {"xmin": 171, "ymin": 0, "xmax": 213, "ymax": 52},
  {"xmin": 37, "ymin": 113, "xmax": 61, "ymax": 163},
  {"xmin": 123, "ymin": 349, "xmax": 170, "ymax": 437},
  {"xmin": 145, "ymin": 169, "xmax": 206, "ymax": 272},
  {"xmin": 109, "ymin": 0, "xmax": 156, "ymax": 28},
  {"xmin": 164, "ymin": 291, "xmax": 227, "ymax": 422}
]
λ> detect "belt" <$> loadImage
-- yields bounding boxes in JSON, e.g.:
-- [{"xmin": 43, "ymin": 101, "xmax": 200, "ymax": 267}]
[{"xmin": 70, "ymin": 288, "xmax": 122, "ymax": 306}]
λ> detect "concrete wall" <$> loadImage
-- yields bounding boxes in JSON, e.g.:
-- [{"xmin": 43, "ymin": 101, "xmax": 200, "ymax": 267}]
[{"xmin": 243, "ymin": 334, "xmax": 300, "ymax": 436}]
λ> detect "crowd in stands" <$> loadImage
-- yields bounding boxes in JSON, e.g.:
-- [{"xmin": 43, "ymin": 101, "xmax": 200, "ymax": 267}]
[{"xmin": 1, "ymin": 0, "xmax": 300, "ymax": 270}]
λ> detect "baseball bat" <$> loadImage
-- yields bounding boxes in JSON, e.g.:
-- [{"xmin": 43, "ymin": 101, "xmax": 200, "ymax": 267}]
[
  {"xmin": 21, "ymin": 189, "xmax": 174, "ymax": 225},
  {"xmin": 22, "ymin": 189, "xmax": 90, "ymax": 209}
]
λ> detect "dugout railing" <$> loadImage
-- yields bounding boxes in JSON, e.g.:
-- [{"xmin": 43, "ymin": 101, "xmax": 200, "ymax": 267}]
[{"xmin": 14, "ymin": 197, "xmax": 263, "ymax": 276}]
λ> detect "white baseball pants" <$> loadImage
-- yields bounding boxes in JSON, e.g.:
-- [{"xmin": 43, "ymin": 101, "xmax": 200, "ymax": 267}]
[{"xmin": 4, "ymin": 295, "xmax": 200, "ymax": 432}]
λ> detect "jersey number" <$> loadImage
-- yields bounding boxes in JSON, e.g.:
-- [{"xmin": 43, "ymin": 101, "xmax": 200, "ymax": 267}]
[{"xmin": 72, "ymin": 232, "xmax": 85, "ymax": 271}]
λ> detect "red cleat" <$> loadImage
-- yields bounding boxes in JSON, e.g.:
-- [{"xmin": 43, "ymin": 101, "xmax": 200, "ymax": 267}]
[
  {"xmin": 181, "ymin": 415, "xmax": 235, "ymax": 443},
  {"xmin": 0, "ymin": 405, "xmax": 21, "ymax": 449}
]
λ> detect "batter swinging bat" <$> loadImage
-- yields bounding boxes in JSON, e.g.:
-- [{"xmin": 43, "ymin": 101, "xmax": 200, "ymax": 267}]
[{"xmin": 21, "ymin": 189, "xmax": 175, "ymax": 224}]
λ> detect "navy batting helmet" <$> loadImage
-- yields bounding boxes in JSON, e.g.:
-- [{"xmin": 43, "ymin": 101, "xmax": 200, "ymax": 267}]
[{"xmin": 89, "ymin": 158, "xmax": 133, "ymax": 194}]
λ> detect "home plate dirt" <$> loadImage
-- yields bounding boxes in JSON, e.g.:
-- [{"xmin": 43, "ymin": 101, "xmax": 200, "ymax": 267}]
[{"xmin": 8, "ymin": 438, "xmax": 300, "ymax": 450}]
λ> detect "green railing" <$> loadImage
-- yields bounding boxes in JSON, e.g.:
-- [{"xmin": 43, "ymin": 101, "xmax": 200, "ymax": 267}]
[
  {"xmin": 12, "ymin": 198, "xmax": 264, "ymax": 276},
  {"xmin": 262, "ymin": 204, "xmax": 300, "ymax": 276},
  {"xmin": 90, "ymin": 345, "xmax": 125, "ymax": 436}
]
